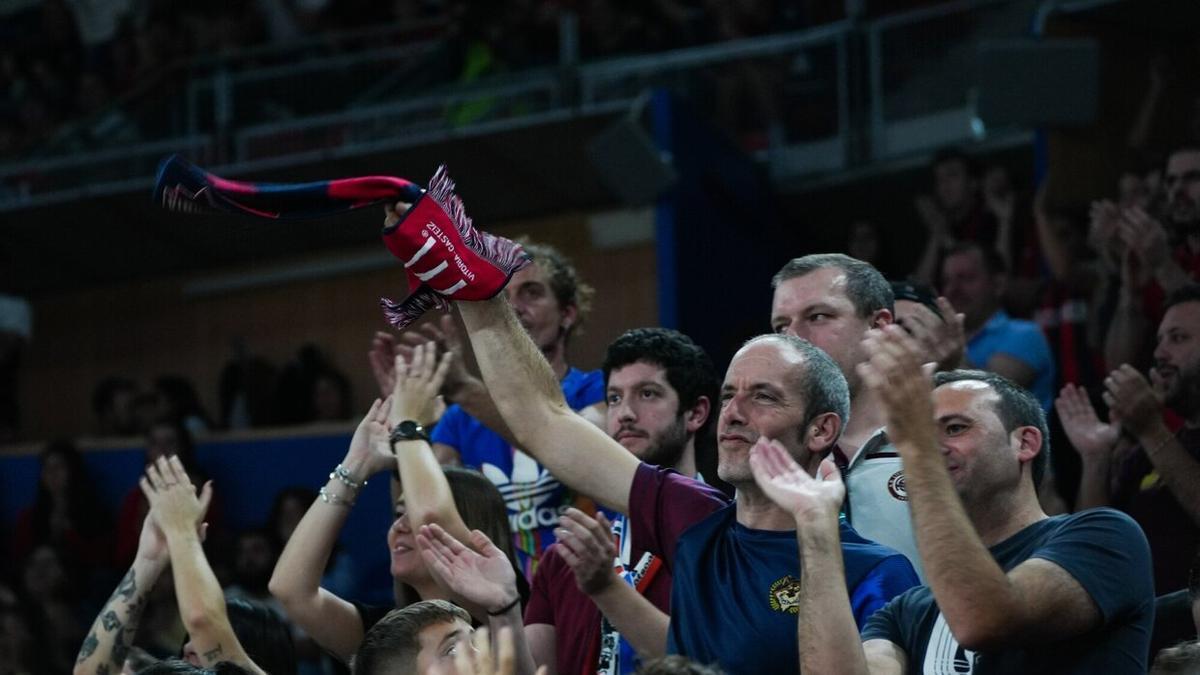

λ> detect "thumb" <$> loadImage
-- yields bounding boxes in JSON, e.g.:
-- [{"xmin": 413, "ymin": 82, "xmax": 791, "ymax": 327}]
[
  {"xmin": 817, "ymin": 458, "xmax": 842, "ymax": 484},
  {"xmin": 197, "ymin": 480, "xmax": 214, "ymax": 518},
  {"xmin": 471, "ymin": 529, "xmax": 501, "ymax": 556}
]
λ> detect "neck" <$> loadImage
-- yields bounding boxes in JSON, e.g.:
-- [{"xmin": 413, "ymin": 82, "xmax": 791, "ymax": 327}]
[
  {"xmin": 734, "ymin": 484, "xmax": 800, "ymax": 530},
  {"xmin": 411, "ymin": 577, "xmax": 448, "ymax": 603},
  {"xmin": 964, "ymin": 483, "xmax": 1046, "ymax": 547},
  {"xmin": 734, "ymin": 450, "xmax": 822, "ymax": 530},
  {"xmin": 544, "ymin": 341, "xmax": 569, "ymax": 380},
  {"xmin": 840, "ymin": 387, "xmax": 888, "ymax": 458},
  {"xmin": 672, "ymin": 439, "xmax": 698, "ymax": 479}
]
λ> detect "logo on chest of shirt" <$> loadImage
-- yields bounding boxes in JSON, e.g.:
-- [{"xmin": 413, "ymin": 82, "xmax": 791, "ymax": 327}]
[
  {"xmin": 768, "ymin": 575, "xmax": 803, "ymax": 614},
  {"xmin": 481, "ymin": 450, "xmax": 565, "ymax": 534},
  {"xmin": 923, "ymin": 612, "xmax": 977, "ymax": 674},
  {"xmin": 887, "ymin": 471, "xmax": 909, "ymax": 501}
]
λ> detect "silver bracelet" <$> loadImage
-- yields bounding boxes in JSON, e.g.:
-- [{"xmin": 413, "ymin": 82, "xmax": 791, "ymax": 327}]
[
  {"xmin": 319, "ymin": 486, "xmax": 355, "ymax": 508},
  {"xmin": 329, "ymin": 464, "xmax": 366, "ymax": 490}
]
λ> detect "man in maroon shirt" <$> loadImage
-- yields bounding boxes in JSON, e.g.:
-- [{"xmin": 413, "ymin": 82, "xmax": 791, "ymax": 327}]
[{"xmin": 524, "ymin": 327, "xmax": 720, "ymax": 675}]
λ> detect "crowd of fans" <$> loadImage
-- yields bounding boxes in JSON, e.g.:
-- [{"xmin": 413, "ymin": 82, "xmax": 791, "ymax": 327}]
[
  {"xmin": 1, "ymin": 128, "xmax": 1200, "ymax": 673},
  {"xmin": 0, "ymin": 0, "xmax": 975, "ymax": 163}
]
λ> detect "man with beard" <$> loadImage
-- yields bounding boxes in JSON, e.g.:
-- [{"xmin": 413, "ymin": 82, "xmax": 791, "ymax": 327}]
[
  {"xmin": 1107, "ymin": 145, "xmax": 1200, "ymax": 368},
  {"xmin": 523, "ymin": 327, "xmax": 720, "ymax": 675},
  {"xmin": 1059, "ymin": 284, "xmax": 1200, "ymax": 593}
]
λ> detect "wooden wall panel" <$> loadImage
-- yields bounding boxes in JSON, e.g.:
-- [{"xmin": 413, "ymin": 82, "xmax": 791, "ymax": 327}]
[{"xmin": 15, "ymin": 212, "xmax": 657, "ymax": 442}]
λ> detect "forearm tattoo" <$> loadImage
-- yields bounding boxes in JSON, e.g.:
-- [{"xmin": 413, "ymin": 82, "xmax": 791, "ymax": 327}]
[{"xmin": 76, "ymin": 566, "xmax": 150, "ymax": 673}]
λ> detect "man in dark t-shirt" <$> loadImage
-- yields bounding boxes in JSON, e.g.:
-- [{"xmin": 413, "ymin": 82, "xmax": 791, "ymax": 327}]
[
  {"xmin": 456, "ymin": 297, "xmax": 919, "ymax": 675},
  {"xmin": 1064, "ymin": 285, "xmax": 1200, "ymax": 593},
  {"xmin": 753, "ymin": 327, "xmax": 1154, "ymax": 674}
]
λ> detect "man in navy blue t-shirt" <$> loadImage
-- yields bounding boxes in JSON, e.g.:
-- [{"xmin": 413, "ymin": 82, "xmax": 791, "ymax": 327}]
[
  {"xmin": 454, "ymin": 295, "xmax": 920, "ymax": 675},
  {"xmin": 748, "ymin": 325, "xmax": 1154, "ymax": 674}
]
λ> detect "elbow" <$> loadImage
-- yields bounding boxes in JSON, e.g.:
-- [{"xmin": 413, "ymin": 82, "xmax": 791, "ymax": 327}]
[
  {"xmin": 948, "ymin": 614, "xmax": 1016, "ymax": 652},
  {"xmin": 269, "ymin": 570, "xmax": 301, "ymax": 609},
  {"xmin": 181, "ymin": 605, "xmax": 219, "ymax": 639}
]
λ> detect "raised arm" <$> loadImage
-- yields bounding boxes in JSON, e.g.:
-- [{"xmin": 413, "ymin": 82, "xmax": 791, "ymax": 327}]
[
  {"xmin": 141, "ymin": 456, "xmax": 265, "ymax": 674},
  {"xmin": 860, "ymin": 327, "xmax": 1103, "ymax": 651},
  {"xmin": 74, "ymin": 512, "xmax": 174, "ymax": 675},
  {"xmin": 1055, "ymin": 384, "xmax": 1121, "ymax": 510},
  {"xmin": 384, "ymin": 344, "xmax": 473, "ymax": 539},
  {"xmin": 269, "ymin": 398, "xmax": 396, "ymax": 662},
  {"xmin": 455, "ymin": 298, "xmax": 640, "ymax": 513},
  {"xmin": 417, "ymin": 524, "xmax": 539, "ymax": 675}
]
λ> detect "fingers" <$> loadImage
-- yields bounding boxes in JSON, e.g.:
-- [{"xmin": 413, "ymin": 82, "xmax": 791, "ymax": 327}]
[
  {"xmin": 431, "ymin": 349, "xmax": 454, "ymax": 392},
  {"xmin": 816, "ymin": 457, "xmax": 842, "ymax": 485},
  {"xmin": 197, "ymin": 480, "xmax": 214, "ymax": 519},
  {"xmin": 496, "ymin": 625, "xmax": 515, "ymax": 675},
  {"xmin": 138, "ymin": 476, "xmax": 155, "ymax": 501},
  {"xmin": 468, "ymin": 529, "xmax": 501, "ymax": 558},
  {"xmin": 426, "ymin": 522, "xmax": 470, "ymax": 556},
  {"xmin": 145, "ymin": 458, "xmax": 168, "ymax": 490}
]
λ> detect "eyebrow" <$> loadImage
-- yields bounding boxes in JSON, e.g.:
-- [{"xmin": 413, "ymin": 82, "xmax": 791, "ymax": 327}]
[
  {"xmin": 936, "ymin": 414, "xmax": 973, "ymax": 425},
  {"xmin": 721, "ymin": 382, "xmax": 787, "ymax": 397},
  {"xmin": 439, "ymin": 628, "xmax": 466, "ymax": 651}
]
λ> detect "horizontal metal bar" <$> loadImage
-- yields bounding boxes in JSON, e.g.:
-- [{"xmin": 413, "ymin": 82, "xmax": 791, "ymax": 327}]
[
  {"xmin": 580, "ymin": 21, "xmax": 851, "ymax": 82},
  {"xmin": 0, "ymin": 136, "xmax": 211, "ymax": 175},
  {"xmin": 866, "ymin": 0, "xmax": 1010, "ymax": 32}
]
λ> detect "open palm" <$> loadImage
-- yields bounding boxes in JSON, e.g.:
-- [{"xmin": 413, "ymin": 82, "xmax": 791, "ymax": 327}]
[
  {"xmin": 417, "ymin": 524, "xmax": 516, "ymax": 612},
  {"xmin": 749, "ymin": 438, "xmax": 844, "ymax": 522},
  {"xmin": 1056, "ymin": 384, "xmax": 1119, "ymax": 460}
]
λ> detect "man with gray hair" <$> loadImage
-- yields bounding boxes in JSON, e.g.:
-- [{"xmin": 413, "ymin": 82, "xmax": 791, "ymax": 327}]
[
  {"xmin": 770, "ymin": 253, "xmax": 941, "ymax": 578},
  {"xmin": 450, "ymin": 292, "xmax": 919, "ymax": 675}
]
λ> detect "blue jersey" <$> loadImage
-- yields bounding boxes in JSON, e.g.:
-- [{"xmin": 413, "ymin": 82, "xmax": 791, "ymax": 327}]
[
  {"xmin": 431, "ymin": 367, "xmax": 604, "ymax": 576},
  {"xmin": 628, "ymin": 463, "xmax": 919, "ymax": 675}
]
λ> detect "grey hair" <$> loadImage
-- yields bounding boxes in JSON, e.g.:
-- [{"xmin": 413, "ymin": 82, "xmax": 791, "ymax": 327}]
[{"xmin": 741, "ymin": 333, "xmax": 850, "ymax": 442}]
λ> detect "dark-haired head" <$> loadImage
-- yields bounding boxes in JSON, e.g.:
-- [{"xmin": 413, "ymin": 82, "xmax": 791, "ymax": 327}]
[{"xmin": 933, "ymin": 369, "xmax": 1049, "ymax": 489}]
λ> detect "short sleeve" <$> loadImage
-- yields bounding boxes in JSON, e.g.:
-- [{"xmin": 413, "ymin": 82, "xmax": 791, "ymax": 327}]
[
  {"xmin": 849, "ymin": 555, "xmax": 922, "ymax": 630},
  {"xmin": 430, "ymin": 404, "xmax": 468, "ymax": 447},
  {"xmin": 860, "ymin": 592, "xmax": 911, "ymax": 645},
  {"xmin": 993, "ymin": 323, "xmax": 1052, "ymax": 372},
  {"xmin": 1027, "ymin": 508, "xmax": 1154, "ymax": 624},
  {"xmin": 627, "ymin": 463, "xmax": 729, "ymax": 568},
  {"xmin": 565, "ymin": 369, "xmax": 605, "ymax": 409},
  {"xmin": 524, "ymin": 546, "xmax": 562, "ymax": 626}
]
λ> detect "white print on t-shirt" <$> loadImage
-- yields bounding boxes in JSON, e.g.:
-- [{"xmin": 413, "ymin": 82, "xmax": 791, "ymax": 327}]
[
  {"xmin": 481, "ymin": 450, "xmax": 565, "ymax": 533},
  {"xmin": 923, "ymin": 613, "xmax": 977, "ymax": 675}
]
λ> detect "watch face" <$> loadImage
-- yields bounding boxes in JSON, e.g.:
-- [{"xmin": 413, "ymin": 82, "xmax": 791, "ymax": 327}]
[{"xmin": 399, "ymin": 421, "xmax": 420, "ymax": 436}]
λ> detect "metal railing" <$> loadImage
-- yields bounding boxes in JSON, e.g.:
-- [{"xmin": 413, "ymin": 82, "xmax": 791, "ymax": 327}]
[{"xmin": 2, "ymin": 1, "xmax": 1095, "ymax": 211}]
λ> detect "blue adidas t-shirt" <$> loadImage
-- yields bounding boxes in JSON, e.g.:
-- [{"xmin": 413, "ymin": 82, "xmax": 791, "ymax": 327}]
[
  {"xmin": 628, "ymin": 463, "xmax": 920, "ymax": 675},
  {"xmin": 431, "ymin": 367, "xmax": 604, "ymax": 577},
  {"xmin": 861, "ymin": 508, "xmax": 1154, "ymax": 674}
]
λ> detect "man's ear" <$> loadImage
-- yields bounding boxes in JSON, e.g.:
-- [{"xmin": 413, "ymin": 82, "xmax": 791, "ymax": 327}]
[
  {"xmin": 872, "ymin": 308, "xmax": 894, "ymax": 329},
  {"xmin": 685, "ymin": 396, "xmax": 711, "ymax": 434},
  {"xmin": 803, "ymin": 412, "xmax": 842, "ymax": 454},
  {"xmin": 560, "ymin": 304, "xmax": 579, "ymax": 332},
  {"xmin": 1012, "ymin": 425, "xmax": 1042, "ymax": 468}
]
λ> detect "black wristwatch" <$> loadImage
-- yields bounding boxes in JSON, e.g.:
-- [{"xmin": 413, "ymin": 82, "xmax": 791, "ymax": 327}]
[{"xmin": 389, "ymin": 420, "xmax": 431, "ymax": 445}]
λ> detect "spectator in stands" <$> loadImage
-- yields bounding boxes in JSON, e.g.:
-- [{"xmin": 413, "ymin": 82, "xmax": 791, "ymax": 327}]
[
  {"xmin": 268, "ymin": 486, "xmax": 359, "ymax": 599},
  {"xmin": 219, "ymin": 352, "xmax": 279, "ymax": 429},
  {"xmin": 93, "ymin": 375, "xmax": 139, "ymax": 436},
  {"xmin": 369, "ymin": 236, "xmax": 605, "ymax": 579},
  {"xmin": 636, "ymin": 656, "xmax": 727, "ymax": 675},
  {"xmin": 890, "ymin": 280, "xmax": 965, "ymax": 373},
  {"xmin": 225, "ymin": 529, "xmax": 279, "ymax": 606},
  {"xmin": 79, "ymin": 455, "xmax": 295, "ymax": 674},
  {"xmin": 450, "ymin": 288, "xmax": 919, "ymax": 675},
  {"xmin": 522, "ymin": 327, "xmax": 720, "ymax": 674},
  {"xmin": 1060, "ymin": 284, "xmax": 1200, "ymax": 594},
  {"xmin": 913, "ymin": 148, "xmax": 996, "ymax": 285},
  {"xmin": 939, "ymin": 241, "xmax": 1056, "ymax": 410},
  {"xmin": 770, "ymin": 254, "xmax": 926, "ymax": 577},
  {"xmin": 845, "ymin": 220, "xmax": 888, "ymax": 276},
  {"xmin": 115, "ymin": 417, "xmax": 222, "ymax": 569},
  {"xmin": 156, "ymin": 375, "xmax": 214, "ymax": 435},
  {"xmin": 1107, "ymin": 145, "xmax": 1200, "ymax": 369},
  {"xmin": 758, "ymin": 331, "xmax": 1154, "ymax": 672},
  {"xmin": 276, "ymin": 344, "xmax": 353, "ymax": 424},
  {"xmin": 12, "ymin": 439, "xmax": 111, "ymax": 567},
  {"xmin": 270, "ymin": 372, "xmax": 521, "ymax": 665},
  {"xmin": 20, "ymin": 542, "xmax": 86, "ymax": 673},
  {"xmin": 0, "ymin": 593, "xmax": 47, "ymax": 675}
]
